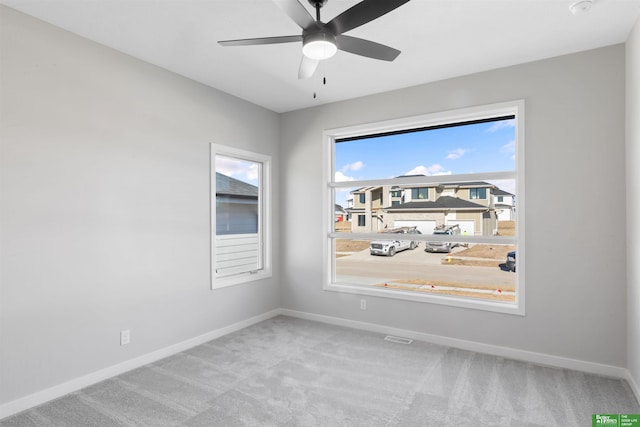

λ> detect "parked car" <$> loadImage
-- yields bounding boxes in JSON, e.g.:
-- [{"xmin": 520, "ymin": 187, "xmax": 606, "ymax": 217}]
[
  {"xmin": 506, "ymin": 251, "xmax": 516, "ymax": 272},
  {"xmin": 370, "ymin": 227, "xmax": 420, "ymax": 257},
  {"xmin": 424, "ymin": 224, "xmax": 461, "ymax": 253}
]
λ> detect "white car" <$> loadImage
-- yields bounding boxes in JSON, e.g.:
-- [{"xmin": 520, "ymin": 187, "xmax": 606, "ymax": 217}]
[{"xmin": 369, "ymin": 227, "xmax": 420, "ymax": 257}]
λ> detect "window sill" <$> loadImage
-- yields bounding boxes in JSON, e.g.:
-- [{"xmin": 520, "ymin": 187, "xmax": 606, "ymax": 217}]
[
  {"xmin": 213, "ymin": 270, "xmax": 272, "ymax": 290},
  {"xmin": 323, "ymin": 281, "xmax": 525, "ymax": 316}
]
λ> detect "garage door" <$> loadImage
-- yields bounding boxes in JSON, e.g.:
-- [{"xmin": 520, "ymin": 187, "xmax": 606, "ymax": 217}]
[
  {"xmin": 393, "ymin": 220, "xmax": 436, "ymax": 235},
  {"xmin": 447, "ymin": 220, "xmax": 475, "ymax": 236}
]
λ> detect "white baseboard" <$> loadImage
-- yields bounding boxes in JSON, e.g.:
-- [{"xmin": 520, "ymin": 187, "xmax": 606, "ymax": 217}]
[
  {"xmin": 627, "ymin": 370, "xmax": 640, "ymax": 405},
  {"xmin": 0, "ymin": 309, "xmax": 281, "ymax": 420},
  {"xmin": 280, "ymin": 309, "xmax": 630, "ymax": 379}
]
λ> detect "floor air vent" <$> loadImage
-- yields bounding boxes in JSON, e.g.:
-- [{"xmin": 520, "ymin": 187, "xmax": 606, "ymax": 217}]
[{"xmin": 384, "ymin": 335, "xmax": 413, "ymax": 345}]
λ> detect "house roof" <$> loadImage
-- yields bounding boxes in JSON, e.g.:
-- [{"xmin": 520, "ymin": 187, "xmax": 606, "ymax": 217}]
[
  {"xmin": 350, "ymin": 180, "xmax": 498, "ymax": 194},
  {"xmin": 492, "ymin": 188, "xmax": 514, "ymax": 196},
  {"xmin": 335, "ymin": 204, "xmax": 346, "ymax": 213},
  {"xmin": 435, "ymin": 181, "xmax": 495, "ymax": 189},
  {"xmin": 394, "ymin": 175, "xmax": 494, "ymax": 187},
  {"xmin": 216, "ymin": 173, "xmax": 258, "ymax": 198},
  {"xmin": 384, "ymin": 196, "xmax": 488, "ymax": 211}
]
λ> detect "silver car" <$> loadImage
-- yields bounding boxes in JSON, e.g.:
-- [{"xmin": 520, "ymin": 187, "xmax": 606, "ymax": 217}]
[{"xmin": 424, "ymin": 224, "xmax": 461, "ymax": 253}]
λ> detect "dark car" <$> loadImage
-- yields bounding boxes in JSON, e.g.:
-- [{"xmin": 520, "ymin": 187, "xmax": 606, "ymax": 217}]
[{"xmin": 506, "ymin": 251, "xmax": 516, "ymax": 272}]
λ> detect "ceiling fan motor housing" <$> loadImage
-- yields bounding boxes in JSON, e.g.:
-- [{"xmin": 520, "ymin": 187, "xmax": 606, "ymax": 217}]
[{"xmin": 302, "ymin": 29, "xmax": 337, "ymax": 59}]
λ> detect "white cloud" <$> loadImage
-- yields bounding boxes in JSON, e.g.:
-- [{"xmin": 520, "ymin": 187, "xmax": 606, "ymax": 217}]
[
  {"xmin": 335, "ymin": 171, "xmax": 355, "ymax": 182},
  {"xmin": 215, "ymin": 156, "xmax": 259, "ymax": 184},
  {"xmin": 501, "ymin": 140, "xmax": 515, "ymax": 153},
  {"xmin": 487, "ymin": 119, "xmax": 515, "ymax": 133},
  {"xmin": 501, "ymin": 140, "xmax": 515, "ymax": 160},
  {"xmin": 446, "ymin": 148, "xmax": 466, "ymax": 160},
  {"xmin": 405, "ymin": 164, "xmax": 452, "ymax": 176},
  {"xmin": 342, "ymin": 161, "xmax": 364, "ymax": 172},
  {"xmin": 245, "ymin": 163, "xmax": 259, "ymax": 181}
]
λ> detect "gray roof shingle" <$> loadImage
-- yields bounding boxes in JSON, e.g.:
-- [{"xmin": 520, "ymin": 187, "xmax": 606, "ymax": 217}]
[
  {"xmin": 492, "ymin": 188, "xmax": 514, "ymax": 196},
  {"xmin": 216, "ymin": 173, "xmax": 258, "ymax": 198},
  {"xmin": 385, "ymin": 196, "xmax": 487, "ymax": 210}
]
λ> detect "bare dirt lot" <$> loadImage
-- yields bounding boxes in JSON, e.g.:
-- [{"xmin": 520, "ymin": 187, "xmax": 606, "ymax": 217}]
[
  {"xmin": 335, "ymin": 221, "xmax": 352, "ymax": 232},
  {"xmin": 497, "ymin": 220, "xmax": 516, "ymax": 236},
  {"xmin": 446, "ymin": 243, "xmax": 516, "ymax": 267},
  {"xmin": 336, "ymin": 239, "xmax": 370, "ymax": 253}
]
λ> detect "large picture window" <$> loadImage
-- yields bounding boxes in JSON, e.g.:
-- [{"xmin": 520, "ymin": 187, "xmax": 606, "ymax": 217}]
[
  {"xmin": 211, "ymin": 144, "xmax": 271, "ymax": 289},
  {"xmin": 324, "ymin": 101, "xmax": 524, "ymax": 314}
]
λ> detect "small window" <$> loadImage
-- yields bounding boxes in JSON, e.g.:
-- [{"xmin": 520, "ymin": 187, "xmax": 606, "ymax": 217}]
[
  {"xmin": 357, "ymin": 215, "xmax": 366, "ymax": 227},
  {"xmin": 391, "ymin": 190, "xmax": 401, "ymax": 197},
  {"xmin": 497, "ymin": 196, "xmax": 504, "ymax": 203},
  {"xmin": 391, "ymin": 201, "xmax": 400, "ymax": 207},
  {"xmin": 211, "ymin": 144, "xmax": 271, "ymax": 289},
  {"xmin": 411, "ymin": 187, "xmax": 428, "ymax": 200},
  {"xmin": 359, "ymin": 193, "xmax": 366, "ymax": 204},
  {"xmin": 470, "ymin": 188, "xmax": 487, "ymax": 199}
]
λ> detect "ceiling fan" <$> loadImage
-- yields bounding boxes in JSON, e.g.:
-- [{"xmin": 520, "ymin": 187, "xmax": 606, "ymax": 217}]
[{"xmin": 218, "ymin": 0, "xmax": 411, "ymax": 79}]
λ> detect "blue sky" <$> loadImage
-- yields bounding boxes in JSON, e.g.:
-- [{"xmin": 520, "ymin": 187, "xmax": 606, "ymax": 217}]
[
  {"xmin": 336, "ymin": 119, "xmax": 515, "ymax": 181},
  {"xmin": 334, "ymin": 118, "xmax": 516, "ymax": 205}
]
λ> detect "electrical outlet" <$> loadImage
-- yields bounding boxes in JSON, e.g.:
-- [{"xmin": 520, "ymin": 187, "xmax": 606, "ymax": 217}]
[
  {"xmin": 360, "ymin": 299, "xmax": 366, "ymax": 310},
  {"xmin": 120, "ymin": 329, "xmax": 130, "ymax": 346}
]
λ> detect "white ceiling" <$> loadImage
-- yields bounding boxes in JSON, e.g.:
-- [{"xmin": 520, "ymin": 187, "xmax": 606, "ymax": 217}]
[{"xmin": 3, "ymin": 0, "xmax": 640, "ymax": 113}]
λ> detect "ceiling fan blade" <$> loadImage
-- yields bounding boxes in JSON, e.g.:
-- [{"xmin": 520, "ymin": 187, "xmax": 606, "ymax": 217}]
[
  {"xmin": 336, "ymin": 35, "xmax": 400, "ymax": 61},
  {"xmin": 298, "ymin": 55, "xmax": 319, "ymax": 79},
  {"xmin": 273, "ymin": 0, "xmax": 318, "ymax": 30},
  {"xmin": 327, "ymin": 0, "xmax": 411, "ymax": 35},
  {"xmin": 218, "ymin": 35, "xmax": 302, "ymax": 46}
]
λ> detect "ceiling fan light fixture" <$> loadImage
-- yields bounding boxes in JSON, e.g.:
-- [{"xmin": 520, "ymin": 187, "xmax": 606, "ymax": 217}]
[{"xmin": 302, "ymin": 32, "xmax": 337, "ymax": 60}]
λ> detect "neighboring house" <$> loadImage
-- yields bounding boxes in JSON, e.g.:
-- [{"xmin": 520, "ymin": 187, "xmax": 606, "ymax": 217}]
[
  {"xmin": 492, "ymin": 188, "xmax": 516, "ymax": 221},
  {"xmin": 335, "ymin": 204, "xmax": 347, "ymax": 222},
  {"xmin": 215, "ymin": 172, "xmax": 258, "ymax": 235},
  {"xmin": 348, "ymin": 179, "xmax": 504, "ymax": 236},
  {"xmin": 347, "ymin": 185, "xmax": 387, "ymax": 233}
]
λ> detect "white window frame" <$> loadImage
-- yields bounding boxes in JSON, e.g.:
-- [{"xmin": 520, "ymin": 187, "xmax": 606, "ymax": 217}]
[
  {"xmin": 322, "ymin": 100, "xmax": 525, "ymax": 315},
  {"xmin": 210, "ymin": 143, "xmax": 272, "ymax": 289}
]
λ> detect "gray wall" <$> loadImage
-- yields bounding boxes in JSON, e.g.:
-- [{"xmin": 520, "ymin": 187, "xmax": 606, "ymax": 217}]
[
  {"xmin": 0, "ymin": 6, "xmax": 281, "ymax": 405},
  {"xmin": 626, "ymin": 17, "xmax": 640, "ymax": 395},
  {"xmin": 281, "ymin": 45, "xmax": 628, "ymax": 368}
]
